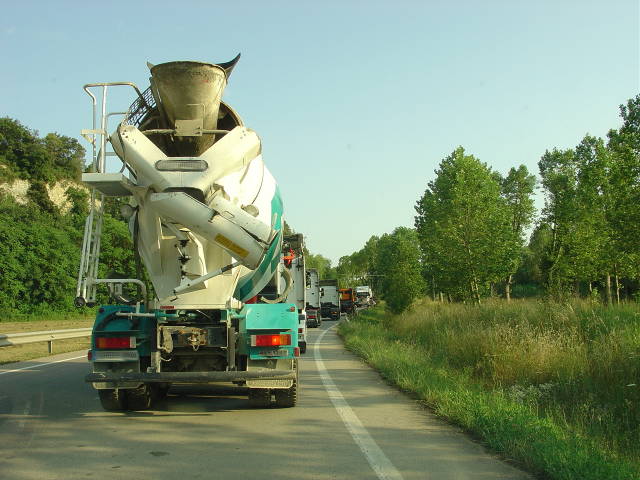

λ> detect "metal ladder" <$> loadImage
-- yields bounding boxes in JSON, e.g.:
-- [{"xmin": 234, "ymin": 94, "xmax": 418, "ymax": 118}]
[{"xmin": 74, "ymin": 83, "xmax": 149, "ymax": 307}]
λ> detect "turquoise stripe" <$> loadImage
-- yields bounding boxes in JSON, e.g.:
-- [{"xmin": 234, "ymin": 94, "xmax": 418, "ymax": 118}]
[{"xmin": 235, "ymin": 186, "xmax": 284, "ymax": 301}]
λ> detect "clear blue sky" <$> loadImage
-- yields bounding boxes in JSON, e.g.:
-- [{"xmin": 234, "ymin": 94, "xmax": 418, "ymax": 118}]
[{"xmin": 2, "ymin": 0, "xmax": 638, "ymax": 264}]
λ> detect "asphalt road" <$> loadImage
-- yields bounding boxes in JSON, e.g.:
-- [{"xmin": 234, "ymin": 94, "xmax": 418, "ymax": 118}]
[{"xmin": 0, "ymin": 319, "xmax": 532, "ymax": 480}]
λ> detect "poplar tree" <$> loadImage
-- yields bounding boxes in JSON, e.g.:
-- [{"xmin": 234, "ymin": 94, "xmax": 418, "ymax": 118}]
[
  {"xmin": 501, "ymin": 165, "xmax": 536, "ymax": 301},
  {"xmin": 415, "ymin": 147, "xmax": 515, "ymax": 303},
  {"xmin": 537, "ymin": 148, "xmax": 578, "ymax": 297},
  {"xmin": 374, "ymin": 227, "xmax": 424, "ymax": 313}
]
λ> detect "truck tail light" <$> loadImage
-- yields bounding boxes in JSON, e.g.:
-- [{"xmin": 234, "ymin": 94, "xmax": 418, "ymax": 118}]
[
  {"xmin": 251, "ymin": 334, "xmax": 291, "ymax": 347},
  {"xmin": 96, "ymin": 336, "xmax": 136, "ymax": 349},
  {"xmin": 294, "ymin": 347, "xmax": 300, "ymax": 357},
  {"xmin": 298, "ymin": 328, "xmax": 303, "ymax": 334}
]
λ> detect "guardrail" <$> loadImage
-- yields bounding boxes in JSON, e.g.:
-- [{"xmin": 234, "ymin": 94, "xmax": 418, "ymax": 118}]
[{"xmin": 0, "ymin": 328, "xmax": 92, "ymax": 354}]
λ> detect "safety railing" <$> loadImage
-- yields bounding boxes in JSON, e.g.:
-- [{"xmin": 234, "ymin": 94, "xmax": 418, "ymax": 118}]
[{"xmin": 0, "ymin": 328, "xmax": 92, "ymax": 354}]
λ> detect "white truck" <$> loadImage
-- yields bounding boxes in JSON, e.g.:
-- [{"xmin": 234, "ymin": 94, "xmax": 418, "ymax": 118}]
[
  {"xmin": 355, "ymin": 286, "xmax": 374, "ymax": 308},
  {"xmin": 282, "ymin": 233, "xmax": 308, "ymax": 353},
  {"xmin": 319, "ymin": 279, "xmax": 340, "ymax": 320},
  {"xmin": 305, "ymin": 269, "xmax": 321, "ymax": 327}
]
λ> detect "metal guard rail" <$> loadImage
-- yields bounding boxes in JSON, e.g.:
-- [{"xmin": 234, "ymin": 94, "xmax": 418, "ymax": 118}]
[{"xmin": 0, "ymin": 328, "xmax": 92, "ymax": 354}]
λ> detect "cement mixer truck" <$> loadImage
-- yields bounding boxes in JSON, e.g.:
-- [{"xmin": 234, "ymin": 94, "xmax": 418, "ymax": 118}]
[{"xmin": 76, "ymin": 55, "xmax": 299, "ymax": 411}]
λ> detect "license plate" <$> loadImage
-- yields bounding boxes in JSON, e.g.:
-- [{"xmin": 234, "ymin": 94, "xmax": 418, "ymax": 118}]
[{"xmin": 259, "ymin": 348, "xmax": 289, "ymax": 357}]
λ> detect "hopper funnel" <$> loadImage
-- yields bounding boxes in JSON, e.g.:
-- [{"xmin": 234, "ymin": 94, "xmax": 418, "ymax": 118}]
[{"xmin": 149, "ymin": 56, "xmax": 239, "ymax": 156}]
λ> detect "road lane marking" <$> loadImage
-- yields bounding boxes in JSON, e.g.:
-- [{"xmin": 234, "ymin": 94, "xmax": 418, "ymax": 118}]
[
  {"xmin": 314, "ymin": 325, "xmax": 404, "ymax": 480},
  {"xmin": 0, "ymin": 355, "xmax": 85, "ymax": 377}
]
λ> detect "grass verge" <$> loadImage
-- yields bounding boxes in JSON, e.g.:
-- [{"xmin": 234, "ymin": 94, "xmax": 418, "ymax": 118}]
[
  {"xmin": 0, "ymin": 316, "xmax": 93, "ymax": 365},
  {"xmin": 339, "ymin": 304, "xmax": 640, "ymax": 480}
]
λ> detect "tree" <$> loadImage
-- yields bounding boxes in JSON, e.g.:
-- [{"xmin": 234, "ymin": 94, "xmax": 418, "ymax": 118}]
[
  {"xmin": 0, "ymin": 117, "xmax": 85, "ymax": 182},
  {"xmin": 572, "ymin": 135, "xmax": 615, "ymax": 301},
  {"xmin": 501, "ymin": 165, "xmax": 536, "ymax": 301},
  {"xmin": 537, "ymin": 148, "xmax": 579, "ymax": 297},
  {"xmin": 305, "ymin": 252, "xmax": 336, "ymax": 280},
  {"xmin": 374, "ymin": 227, "xmax": 424, "ymax": 313},
  {"xmin": 607, "ymin": 95, "xmax": 640, "ymax": 297},
  {"xmin": 336, "ymin": 235, "xmax": 379, "ymax": 287},
  {"xmin": 415, "ymin": 147, "xmax": 515, "ymax": 303}
]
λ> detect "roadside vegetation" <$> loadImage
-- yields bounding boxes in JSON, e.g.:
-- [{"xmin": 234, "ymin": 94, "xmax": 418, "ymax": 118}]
[
  {"xmin": 335, "ymin": 96, "xmax": 640, "ymax": 478},
  {"xmin": 0, "ymin": 117, "xmax": 137, "ymax": 317},
  {"xmin": 340, "ymin": 302, "xmax": 640, "ymax": 480}
]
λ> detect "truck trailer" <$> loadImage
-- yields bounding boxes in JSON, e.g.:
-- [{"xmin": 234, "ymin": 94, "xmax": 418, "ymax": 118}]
[
  {"xmin": 305, "ymin": 269, "xmax": 321, "ymax": 327},
  {"xmin": 76, "ymin": 56, "xmax": 299, "ymax": 411},
  {"xmin": 339, "ymin": 288, "xmax": 356, "ymax": 314},
  {"xmin": 282, "ymin": 233, "xmax": 308, "ymax": 353},
  {"xmin": 355, "ymin": 285, "xmax": 374, "ymax": 308},
  {"xmin": 319, "ymin": 279, "xmax": 340, "ymax": 320}
]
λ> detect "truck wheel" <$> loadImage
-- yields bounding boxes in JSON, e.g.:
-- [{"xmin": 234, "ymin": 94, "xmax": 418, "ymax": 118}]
[
  {"xmin": 275, "ymin": 380, "xmax": 297, "ymax": 408},
  {"xmin": 126, "ymin": 384, "xmax": 152, "ymax": 411},
  {"xmin": 248, "ymin": 388, "xmax": 271, "ymax": 408},
  {"xmin": 98, "ymin": 389, "xmax": 125, "ymax": 411},
  {"xmin": 299, "ymin": 341, "xmax": 307, "ymax": 354}
]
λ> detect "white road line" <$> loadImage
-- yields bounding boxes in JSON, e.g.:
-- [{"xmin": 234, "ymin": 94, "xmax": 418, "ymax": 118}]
[
  {"xmin": 314, "ymin": 325, "xmax": 404, "ymax": 480},
  {"xmin": 0, "ymin": 355, "xmax": 86, "ymax": 376}
]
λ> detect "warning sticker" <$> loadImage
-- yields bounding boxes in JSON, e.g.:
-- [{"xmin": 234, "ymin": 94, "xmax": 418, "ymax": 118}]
[{"xmin": 215, "ymin": 234, "xmax": 249, "ymax": 258}]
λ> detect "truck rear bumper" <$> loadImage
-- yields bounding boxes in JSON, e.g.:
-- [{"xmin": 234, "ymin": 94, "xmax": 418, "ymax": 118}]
[{"xmin": 86, "ymin": 369, "xmax": 296, "ymax": 384}]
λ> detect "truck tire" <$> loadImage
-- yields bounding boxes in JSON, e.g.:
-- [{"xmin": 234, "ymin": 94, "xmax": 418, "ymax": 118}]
[
  {"xmin": 126, "ymin": 384, "xmax": 152, "ymax": 410},
  {"xmin": 274, "ymin": 380, "xmax": 297, "ymax": 408},
  {"xmin": 299, "ymin": 341, "xmax": 307, "ymax": 354},
  {"xmin": 98, "ymin": 389, "xmax": 126, "ymax": 411},
  {"xmin": 248, "ymin": 388, "xmax": 271, "ymax": 408}
]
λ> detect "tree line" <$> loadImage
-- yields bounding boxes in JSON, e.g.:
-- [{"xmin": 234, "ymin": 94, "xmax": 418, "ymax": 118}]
[
  {"xmin": 0, "ymin": 118, "xmax": 135, "ymax": 316},
  {"xmin": 336, "ymin": 95, "xmax": 640, "ymax": 312},
  {"xmin": 2, "ymin": 91, "xmax": 639, "ymax": 316}
]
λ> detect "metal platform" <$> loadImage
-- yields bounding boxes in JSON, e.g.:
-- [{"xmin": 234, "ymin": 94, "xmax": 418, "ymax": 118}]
[{"xmin": 82, "ymin": 172, "xmax": 135, "ymax": 196}]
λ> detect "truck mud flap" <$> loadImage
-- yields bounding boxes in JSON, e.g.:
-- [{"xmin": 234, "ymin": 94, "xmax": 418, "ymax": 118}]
[{"xmin": 86, "ymin": 370, "xmax": 296, "ymax": 384}]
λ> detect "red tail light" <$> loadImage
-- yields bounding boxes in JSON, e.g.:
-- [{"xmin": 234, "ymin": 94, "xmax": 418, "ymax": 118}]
[
  {"xmin": 294, "ymin": 347, "xmax": 300, "ymax": 357},
  {"xmin": 298, "ymin": 328, "xmax": 303, "ymax": 334},
  {"xmin": 251, "ymin": 334, "xmax": 291, "ymax": 347},
  {"xmin": 87, "ymin": 350, "xmax": 92, "ymax": 361},
  {"xmin": 96, "ymin": 336, "xmax": 136, "ymax": 349}
]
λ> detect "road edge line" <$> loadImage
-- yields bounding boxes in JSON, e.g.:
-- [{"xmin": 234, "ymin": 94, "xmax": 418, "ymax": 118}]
[{"xmin": 314, "ymin": 324, "xmax": 404, "ymax": 480}]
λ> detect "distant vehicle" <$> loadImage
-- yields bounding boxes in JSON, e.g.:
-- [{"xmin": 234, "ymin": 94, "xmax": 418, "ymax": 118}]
[
  {"xmin": 355, "ymin": 286, "xmax": 374, "ymax": 308},
  {"xmin": 320, "ymin": 279, "xmax": 340, "ymax": 320},
  {"xmin": 305, "ymin": 269, "xmax": 321, "ymax": 327},
  {"xmin": 339, "ymin": 288, "xmax": 356, "ymax": 314},
  {"xmin": 306, "ymin": 308, "xmax": 320, "ymax": 328},
  {"xmin": 283, "ymin": 234, "xmax": 308, "ymax": 353}
]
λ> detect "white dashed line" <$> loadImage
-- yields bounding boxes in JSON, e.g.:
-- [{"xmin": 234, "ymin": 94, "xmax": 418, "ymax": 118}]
[{"xmin": 314, "ymin": 325, "xmax": 404, "ymax": 480}]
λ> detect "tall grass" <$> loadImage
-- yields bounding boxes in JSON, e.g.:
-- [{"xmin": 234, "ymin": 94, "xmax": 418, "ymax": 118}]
[{"xmin": 340, "ymin": 299, "xmax": 640, "ymax": 479}]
